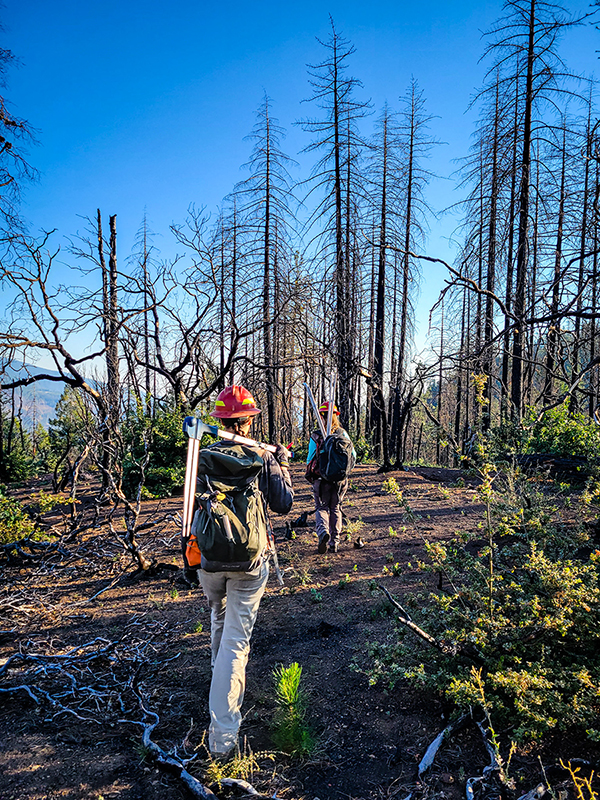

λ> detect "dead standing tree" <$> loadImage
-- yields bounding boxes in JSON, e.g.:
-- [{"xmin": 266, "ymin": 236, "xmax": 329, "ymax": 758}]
[
  {"xmin": 0, "ymin": 224, "xmax": 165, "ymax": 571},
  {"xmin": 168, "ymin": 209, "xmax": 275, "ymax": 412},
  {"xmin": 480, "ymin": 0, "xmax": 589, "ymax": 421},
  {"xmin": 0, "ymin": 43, "xmax": 37, "ymax": 232},
  {"xmin": 390, "ymin": 80, "xmax": 436, "ymax": 462},
  {"xmin": 235, "ymin": 94, "xmax": 297, "ymax": 441},
  {"xmin": 0, "ymin": 230, "xmax": 112, "ymax": 434},
  {"xmin": 299, "ymin": 17, "xmax": 370, "ymax": 428},
  {"xmin": 95, "ymin": 210, "xmax": 121, "ymax": 493}
]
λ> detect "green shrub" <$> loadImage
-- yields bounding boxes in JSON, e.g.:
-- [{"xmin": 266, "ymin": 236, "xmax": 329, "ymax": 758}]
[
  {"xmin": 492, "ymin": 402, "xmax": 600, "ymax": 462},
  {"xmin": 292, "ymin": 439, "xmax": 309, "ymax": 463},
  {"xmin": 122, "ymin": 403, "xmax": 187, "ymax": 498},
  {"xmin": 0, "ymin": 418, "xmax": 36, "ymax": 482},
  {"xmin": 527, "ymin": 402, "xmax": 600, "ymax": 460},
  {"xmin": 363, "ymin": 464, "xmax": 600, "ymax": 743},
  {"xmin": 0, "ymin": 486, "xmax": 36, "ymax": 544},
  {"xmin": 0, "ymin": 487, "xmax": 66, "ymax": 545},
  {"xmin": 353, "ymin": 435, "xmax": 373, "ymax": 463}
]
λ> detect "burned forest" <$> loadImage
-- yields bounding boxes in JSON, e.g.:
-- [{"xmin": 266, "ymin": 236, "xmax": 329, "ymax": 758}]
[{"xmin": 2, "ymin": 4, "xmax": 600, "ymax": 800}]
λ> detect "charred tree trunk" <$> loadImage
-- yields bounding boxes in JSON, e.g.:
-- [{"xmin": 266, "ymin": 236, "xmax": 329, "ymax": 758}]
[{"xmin": 510, "ymin": 0, "xmax": 535, "ymax": 421}]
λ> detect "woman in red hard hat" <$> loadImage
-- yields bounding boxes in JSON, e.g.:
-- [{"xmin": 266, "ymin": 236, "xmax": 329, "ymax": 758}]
[
  {"xmin": 198, "ymin": 385, "xmax": 293, "ymax": 758},
  {"xmin": 211, "ymin": 385, "xmax": 262, "ymax": 419}
]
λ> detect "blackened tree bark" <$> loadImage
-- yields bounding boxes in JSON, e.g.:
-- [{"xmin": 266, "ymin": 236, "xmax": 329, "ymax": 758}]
[
  {"xmin": 299, "ymin": 18, "xmax": 368, "ymax": 429},
  {"xmin": 237, "ymin": 94, "xmax": 296, "ymax": 441}
]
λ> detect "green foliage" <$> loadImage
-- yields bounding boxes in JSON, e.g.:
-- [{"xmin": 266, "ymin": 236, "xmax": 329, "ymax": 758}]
[
  {"xmin": 49, "ymin": 387, "xmax": 94, "ymax": 454},
  {"xmin": 293, "ymin": 439, "xmax": 309, "ymax": 463},
  {"xmin": 0, "ymin": 485, "xmax": 69, "ymax": 545},
  {"xmin": 293, "ymin": 566, "xmax": 312, "ymax": 586},
  {"xmin": 0, "ymin": 417, "xmax": 36, "ymax": 482},
  {"xmin": 122, "ymin": 403, "xmax": 186, "ymax": 498},
  {"xmin": 0, "ymin": 485, "xmax": 36, "ymax": 544},
  {"xmin": 309, "ymin": 588, "xmax": 323, "ymax": 603},
  {"xmin": 364, "ymin": 463, "xmax": 600, "ymax": 743},
  {"xmin": 29, "ymin": 490, "xmax": 71, "ymax": 518},
  {"xmin": 492, "ymin": 402, "xmax": 600, "ymax": 463},
  {"xmin": 382, "ymin": 476, "xmax": 403, "ymax": 503},
  {"xmin": 344, "ymin": 517, "xmax": 364, "ymax": 536},
  {"xmin": 205, "ymin": 746, "xmax": 267, "ymax": 784},
  {"xmin": 352, "ymin": 435, "xmax": 373, "ymax": 463},
  {"xmin": 527, "ymin": 403, "xmax": 600, "ymax": 460},
  {"xmin": 271, "ymin": 663, "xmax": 314, "ymax": 757},
  {"xmin": 489, "ymin": 420, "xmax": 531, "ymax": 457},
  {"xmin": 382, "ymin": 561, "xmax": 402, "ymax": 576}
]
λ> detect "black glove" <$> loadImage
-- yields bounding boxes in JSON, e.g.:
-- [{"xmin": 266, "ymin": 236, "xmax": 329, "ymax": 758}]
[{"xmin": 274, "ymin": 443, "xmax": 290, "ymax": 466}]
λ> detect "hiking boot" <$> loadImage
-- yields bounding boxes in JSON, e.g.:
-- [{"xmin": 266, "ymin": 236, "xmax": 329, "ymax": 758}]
[
  {"xmin": 317, "ymin": 533, "xmax": 330, "ymax": 554},
  {"xmin": 328, "ymin": 543, "xmax": 338, "ymax": 554}
]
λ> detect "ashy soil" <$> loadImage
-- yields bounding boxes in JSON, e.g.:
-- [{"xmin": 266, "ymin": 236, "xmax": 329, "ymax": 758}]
[{"xmin": 0, "ymin": 463, "xmax": 596, "ymax": 800}]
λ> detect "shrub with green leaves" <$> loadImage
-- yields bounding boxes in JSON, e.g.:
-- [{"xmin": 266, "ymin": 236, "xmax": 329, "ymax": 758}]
[
  {"xmin": 0, "ymin": 487, "xmax": 66, "ymax": 546},
  {"xmin": 363, "ymin": 472, "xmax": 600, "ymax": 743},
  {"xmin": 0, "ymin": 485, "xmax": 36, "ymax": 544},
  {"xmin": 492, "ymin": 402, "xmax": 600, "ymax": 462},
  {"xmin": 271, "ymin": 662, "xmax": 314, "ymax": 757},
  {"xmin": 353, "ymin": 435, "xmax": 373, "ymax": 463},
  {"xmin": 527, "ymin": 402, "xmax": 600, "ymax": 460},
  {"xmin": 122, "ymin": 403, "xmax": 187, "ymax": 498},
  {"xmin": 0, "ymin": 417, "xmax": 36, "ymax": 483}
]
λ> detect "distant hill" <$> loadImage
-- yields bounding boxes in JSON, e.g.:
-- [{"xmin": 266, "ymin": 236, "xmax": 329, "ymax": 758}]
[{"xmin": 1, "ymin": 364, "xmax": 65, "ymax": 429}]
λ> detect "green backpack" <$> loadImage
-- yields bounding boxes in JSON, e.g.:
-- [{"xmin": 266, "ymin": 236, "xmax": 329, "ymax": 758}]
[{"xmin": 187, "ymin": 442, "xmax": 269, "ymax": 572}]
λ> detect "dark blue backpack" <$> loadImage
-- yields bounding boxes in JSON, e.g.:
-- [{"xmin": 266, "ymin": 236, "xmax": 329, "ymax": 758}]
[{"xmin": 319, "ymin": 429, "xmax": 355, "ymax": 483}]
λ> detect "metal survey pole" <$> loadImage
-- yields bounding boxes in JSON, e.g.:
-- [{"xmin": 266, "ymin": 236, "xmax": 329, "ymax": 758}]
[
  {"xmin": 182, "ymin": 417, "xmax": 276, "ymax": 453},
  {"xmin": 303, "ymin": 382, "xmax": 327, "ymax": 438},
  {"xmin": 326, "ymin": 375, "xmax": 337, "ymax": 436},
  {"xmin": 182, "ymin": 436, "xmax": 200, "ymax": 542}
]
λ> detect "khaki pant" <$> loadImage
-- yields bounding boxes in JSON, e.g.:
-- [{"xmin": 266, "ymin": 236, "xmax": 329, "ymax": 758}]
[
  {"xmin": 313, "ymin": 479, "xmax": 348, "ymax": 547},
  {"xmin": 199, "ymin": 559, "xmax": 269, "ymax": 754}
]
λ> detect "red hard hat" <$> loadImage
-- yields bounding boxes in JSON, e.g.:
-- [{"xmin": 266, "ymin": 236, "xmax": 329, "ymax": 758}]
[
  {"xmin": 319, "ymin": 400, "xmax": 340, "ymax": 415},
  {"xmin": 211, "ymin": 385, "xmax": 261, "ymax": 419}
]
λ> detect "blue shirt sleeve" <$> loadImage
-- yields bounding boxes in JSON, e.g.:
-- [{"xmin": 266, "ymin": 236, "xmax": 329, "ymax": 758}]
[{"xmin": 307, "ymin": 437, "xmax": 316, "ymax": 464}]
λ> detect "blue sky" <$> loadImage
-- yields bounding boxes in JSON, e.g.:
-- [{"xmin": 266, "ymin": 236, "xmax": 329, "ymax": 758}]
[{"xmin": 3, "ymin": 0, "xmax": 600, "ymax": 354}]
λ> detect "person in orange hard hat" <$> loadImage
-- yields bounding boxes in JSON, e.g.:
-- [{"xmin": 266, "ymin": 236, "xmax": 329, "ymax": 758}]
[
  {"xmin": 305, "ymin": 400, "xmax": 355, "ymax": 554},
  {"xmin": 198, "ymin": 385, "xmax": 293, "ymax": 758}
]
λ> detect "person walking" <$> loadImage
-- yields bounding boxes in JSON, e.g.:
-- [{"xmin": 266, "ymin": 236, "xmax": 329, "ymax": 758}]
[
  {"xmin": 306, "ymin": 401, "xmax": 355, "ymax": 554},
  {"xmin": 193, "ymin": 385, "xmax": 293, "ymax": 758}
]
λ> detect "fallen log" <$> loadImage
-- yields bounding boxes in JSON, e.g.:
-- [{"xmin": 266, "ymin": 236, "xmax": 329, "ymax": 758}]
[{"xmin": 499, "ymin": 453, "xmax": 589, "ymax": 480}]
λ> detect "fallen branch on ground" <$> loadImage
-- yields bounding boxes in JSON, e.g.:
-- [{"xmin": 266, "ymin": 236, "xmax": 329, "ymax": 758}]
[
  {"xmin": 122, "ymin": 691, "xmax": 218, "ymax": 800},
  {"xmin": 377, "ymin": 584, "xmax": 485, "ymax": 665}
]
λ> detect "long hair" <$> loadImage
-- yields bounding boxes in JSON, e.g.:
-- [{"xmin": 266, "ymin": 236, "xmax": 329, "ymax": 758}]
[{"xmin": 320, "ymin": 413, "xmax": 340, "ymax": 432}]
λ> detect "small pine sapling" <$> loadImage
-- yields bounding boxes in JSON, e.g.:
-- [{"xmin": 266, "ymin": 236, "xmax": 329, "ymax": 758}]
[{"xmin": 271, "ymin": 663, "xmax": 314, "ymax": 757}]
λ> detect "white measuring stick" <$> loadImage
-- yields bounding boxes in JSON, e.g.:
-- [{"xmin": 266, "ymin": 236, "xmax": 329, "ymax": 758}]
[
  {"xmin": 303, "ymin": 382, "xmax": 327, "ymax": 438},
  {"xmin": 182, "ymin": 436, "xmax": 200, "ymax": 542},
  {"xmin": 183, "ymin": 417, "xmax": 277, "ymax": 454},
  {"xmin": 326, "ymin": 375, "xmax": 337, "ymax": 436}
]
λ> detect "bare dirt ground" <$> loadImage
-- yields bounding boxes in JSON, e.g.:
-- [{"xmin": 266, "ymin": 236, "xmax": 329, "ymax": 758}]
[{"xmin": 1, "ymin": 463, "xmax": 598, "ymax": 800}]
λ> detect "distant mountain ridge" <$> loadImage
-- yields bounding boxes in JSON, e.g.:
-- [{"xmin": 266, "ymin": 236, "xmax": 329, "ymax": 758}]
[{"xmin": 1, "ymin": 363, "xmax": 65, "ymax": 429}]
